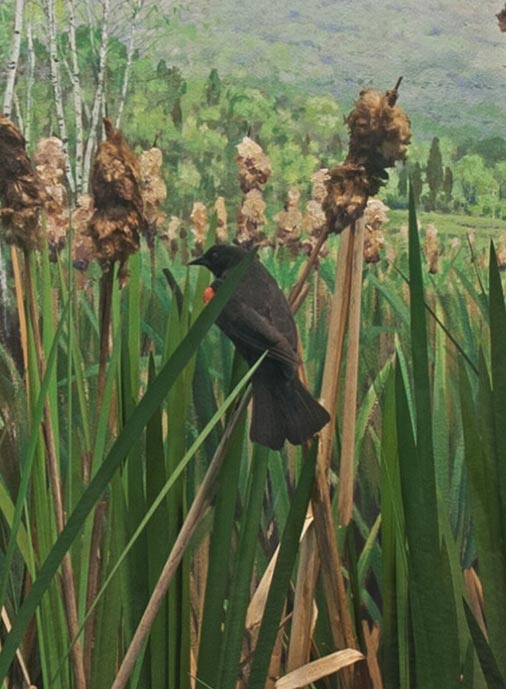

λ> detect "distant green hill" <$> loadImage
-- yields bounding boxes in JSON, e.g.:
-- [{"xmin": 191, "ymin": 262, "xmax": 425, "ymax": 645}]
[{"xmin": 149, "ymin": 0, "xmax": 506, "ymax": 140}]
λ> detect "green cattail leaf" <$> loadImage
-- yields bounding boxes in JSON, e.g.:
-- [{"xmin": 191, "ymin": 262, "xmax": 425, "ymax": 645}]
[
  {"xmin": 247, "ymin": 442, "xmax": 317, "ymax": 689},
  {"xmin": 216, "ymin": 444, "xmax": 270, "ymax": 689},
  {"xmin": 464, "ymin": 600, "xmax": 506, "ymax": 689},
  {"xmin": 0, "ymin": 249, "xmax": 256, "ymax": 684}
]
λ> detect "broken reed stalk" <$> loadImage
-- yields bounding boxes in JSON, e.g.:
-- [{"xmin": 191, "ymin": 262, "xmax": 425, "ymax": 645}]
[
  {"xmin": 318, "ymin": 225, "xmax": 354, "ymax": 468},
  {"xmin": 10, "ymin": 247, "xmax": 28, "ymax": 373},
  {"xmin": 0, "ymin": 607, "xmax": 34, "ymax": 688},
  {"xmin": 337, "ymin": 218, "xmax": 365, "ymax": 525},
  {"xmin": 288, "ymin": 222, "xmax": 367, "ymax": 688},
  {"xmin": 286, "ymin": 521, "xmax": 319, "ymax": 672},
  {"xmin": 23, "ymin": 249, "xmax": 87, "ymax": 689},
  {"xmin": 110, "ymin": 391, "xmax": 252, "ymax": 689},
  {"xmin": 289, "ymin": 228, "xmax": 329, "ymax": 307}
]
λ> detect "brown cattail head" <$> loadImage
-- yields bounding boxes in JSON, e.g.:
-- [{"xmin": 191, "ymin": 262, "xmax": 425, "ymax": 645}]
[
  {"xmin": 323, "ymin": 162, "xmax": 372, "ymax": 233},
  {"xmin": 72, "ymin": 194, "xmax": 96, "ymax": 271},
  {"xmin": 363, "ymin": 198, "xmax": 388, "ymax": 263},
  {"xmin": 214, "ymin": 196, "xmax": 228, "ymax": 243},
  {"xmin": 236, "ymin": 188, "xmax": 271, "ymax": 249},
  {"xmin": 0, "ymin": 114, "xmax": 45, "ymax": 251},
  {"xmin": 497, "ymin": 5, "xmax": 506, "ymax": 31},
  {"xmin": 424, "ymin": 223, "xmax": 440, "ymax": 274},
  {"xmin": 35, "ymin": 136, "xmax": 69, "ymax": 260},
  {"xmin": 163, "ymin": 215, "xmax": 182, "ymax": 259},
  {"xmin": 324, "ymin": 82, "xmax": 411, "ymax": 234},
  {"xmin": 303, "ymin": 168, "xmax": 329, "ymax": 237},
  {"xmin": 190, "ymin": 201, "xmax": 208, "ymax": 256},
  {"xmin": 236, "ymin": 137, "xmax": 272, "ymax": 193},
  {"xmin": 497, "ymin": 233, "xmax": 506, "ymax": 271},
  {"xmin": 88, "ymin": 117, "xmax": 147, "ymax": 280},
  {"xmin": 275, "ymin": 187, "xmax": 303, "ymax": 254},
  {"xmin": 346, "ymin": 88, "xmax": 411, "ymax": 171},
  {"xmin": 138, "ymin": 147, "xmax": 167, "ymax": 247}
]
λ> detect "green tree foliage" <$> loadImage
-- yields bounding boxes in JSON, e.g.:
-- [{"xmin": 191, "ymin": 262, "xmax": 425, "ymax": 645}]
[
  {"xmin": 442, "ymin": 166, "xmax": 453, "ymax": 203},
  {"xmin": 206, "ymin": 68, "xmax": 221, "ymax": 106},
  {"xmin": 398, "ymin": 163, "xmax": 408, "ymax": 198},
  {"xmin": 472, "ymin": 136, "xmax": 506, "ymax": 166},
  {"xmin": 454, "ymin": 154, "xmax": 499, "ymax": 210},
  {"xmin": 156, "ymin": 61, "xmax": 187, "ymax": 129},
  {"xmin": 426, "ymin": 136, "xmax": 444, "ymax": 210},
  {"xmin": 299, "ymin": 95, "xmax": 345, "ymax": 161}
]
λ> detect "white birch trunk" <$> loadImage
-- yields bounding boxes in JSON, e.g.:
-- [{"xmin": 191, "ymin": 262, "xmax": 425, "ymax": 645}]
[
  {"xmin": 82, "ymin": 0, "xmax": 110, "ymax": 194},
  {"xmin": 115, "ymin": 0, "xmax": 144, "ymax": 129},
  {"xmin": 24, "ymin": 19, "xmax": 35, "ymax": 146},
  {"xmin": 45, "ymin": 0, "xmax": 76, "ymax": 193},
  {"xmin": 3, "ymin": 0, "xmax": 24, "ymax": 118},
  {"xmin": 65, "ymin": 0, "xmax": 84, "ymax": 193},
  {"xmin": 12, "ymin": 91, "xmax": 24, "ymax": 132}
]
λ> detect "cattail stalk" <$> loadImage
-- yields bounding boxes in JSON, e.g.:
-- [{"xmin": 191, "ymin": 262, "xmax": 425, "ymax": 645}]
[
  {"xmin": 24, "ymin": 249, "xmax": 86, "ymax": 689},
  {"xmin": 337, "ymin": 218, "xmax": 365, "ymax": 525}
]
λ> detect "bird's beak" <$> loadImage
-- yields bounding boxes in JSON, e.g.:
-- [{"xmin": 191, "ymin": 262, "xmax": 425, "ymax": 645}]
[{"xmin": 188, "ymin": 255, "xmax": 207, "ymax": 267}]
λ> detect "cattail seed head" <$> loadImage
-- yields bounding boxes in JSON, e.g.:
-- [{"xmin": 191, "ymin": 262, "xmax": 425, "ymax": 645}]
[
  {"xmin": 72, "ymin": 194, "xmax": 96, "ymax": 271},
  {"xmin": 190, "ymin": 201, "xmax": 208, "ymax": 256},
  {"xmin": 0, "ymin": 114, "xmax": 45, "ymax": 251},
  {"xmin": 138, "ymin": 147, "xmax": 167, "ymax": 246},
  {"xmin": 35, "ymin": 137, "xmax": 69, "ymax": 260},
  {"xmin": 324, "ymin": 84, "xmax": 411, "ymax": 234},
  {"xmin": 214, "ymin": 196, "xmax": 228, "ymax": 243},
  {"xmin": 87, "ymin": 118, "xmax": 147, "ymax": 281},
  {"xmin": 236, "ymin": 137, "xmax": 272, "ymax": 193}
]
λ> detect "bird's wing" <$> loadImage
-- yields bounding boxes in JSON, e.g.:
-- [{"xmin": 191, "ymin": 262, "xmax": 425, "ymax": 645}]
[{"xmin": 217, "ymin": 294, "xmax": 300, "ymax": 368}]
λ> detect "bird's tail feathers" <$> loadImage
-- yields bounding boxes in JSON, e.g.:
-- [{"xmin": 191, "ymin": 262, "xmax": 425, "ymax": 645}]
[
  {"xmin": 250, "ymin": 381, "xmax": 286, "ymax": 451},
  {"xmin": 282, "ymin": 376, "xmax": 330, "ymax": 446},
  {"xmin": 250, "ymin": 375, "xmax": 330, "ymax": 450}
]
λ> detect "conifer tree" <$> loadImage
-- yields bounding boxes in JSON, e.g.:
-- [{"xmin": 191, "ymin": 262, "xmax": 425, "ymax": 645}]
[{"xmin": 426, "ymin": 136, "xmax": 444, "ymax": 209}]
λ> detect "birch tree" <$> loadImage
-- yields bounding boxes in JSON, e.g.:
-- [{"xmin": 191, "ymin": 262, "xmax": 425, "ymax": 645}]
[
  {"xmin": 82, "ymin": 0, "xmax": 111, "ymax": 193},
  {"xmin": 66, "ymin": 0, "xmax": 85, "ymax": 192},
  {"xmin": 44, "ymin": 0, "xmax": 76, "ymax": 193},
  {"xmin": 115, "ymin": 0, "xmax": 145, "ymax": 129},
  {"xmin": 3, "ymin": 0, "xmax": 24, "ymax": 118},
  {"xmin": 23, "ymin": 18, "xmax": 35, "ymax": 146}
]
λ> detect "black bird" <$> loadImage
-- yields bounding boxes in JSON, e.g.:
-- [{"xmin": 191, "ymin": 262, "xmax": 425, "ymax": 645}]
[{"xmin": 189, "ymin": 244, "xmax": 330, "ymax": 450}]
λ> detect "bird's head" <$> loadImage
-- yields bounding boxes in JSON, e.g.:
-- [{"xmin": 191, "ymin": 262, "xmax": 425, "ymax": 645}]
[{"xmin": 188, "ymin": 244, "xmax": 248, "ymax": 277}]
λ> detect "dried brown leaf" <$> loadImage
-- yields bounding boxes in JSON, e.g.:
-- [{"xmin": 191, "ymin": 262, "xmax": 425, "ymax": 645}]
[{"xmin": 275, "ymin": 649, "xmax": 364, "ymax": 689}]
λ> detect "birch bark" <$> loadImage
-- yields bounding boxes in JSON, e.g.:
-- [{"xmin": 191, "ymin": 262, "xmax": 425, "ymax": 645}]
[
  {"xmin": 115, "ymin": 0, "xmax": 145, "ymax": 129},
  {"xmin": 66, "ymin": 0, "xmax": 85, "ymax": 192},
  {"xmin": 45, "ymin": 0, "xmax": 76, "ymax": 193},
  {"xmin": 3, "ymin": 0, "xmax": 24, "ymax": 118},
  {"xmin": 24, "ymin": 19, "xmax": 35, "ymax": 147},
  {"xmin": 82, "ymin": 0, "xmax": 111, "ymax": 193}
]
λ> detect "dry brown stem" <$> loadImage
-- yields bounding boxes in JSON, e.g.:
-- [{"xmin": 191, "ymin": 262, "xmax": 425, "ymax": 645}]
[{"xmin": 338, "ymin": 218, "xmax": 365, "ymax": 525}]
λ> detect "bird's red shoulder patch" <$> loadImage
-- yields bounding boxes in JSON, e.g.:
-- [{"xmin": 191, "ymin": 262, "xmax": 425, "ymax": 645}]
[{"xmin": 203, "ymin": 286, "xmax": 215, "ymax": 304}]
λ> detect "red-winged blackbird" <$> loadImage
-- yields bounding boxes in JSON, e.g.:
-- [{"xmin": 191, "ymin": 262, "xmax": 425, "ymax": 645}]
[{"xmin": 189, "ymin": 244, "xmax": 330, "ymax": 450}]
